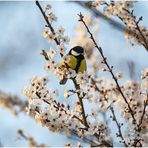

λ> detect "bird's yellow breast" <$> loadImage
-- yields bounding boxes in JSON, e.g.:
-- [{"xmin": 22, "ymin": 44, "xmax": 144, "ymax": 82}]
[
  {"xmin": 67, "ymin": 55, "xmax": 77, "ymax": 70},
  {"xmin": 61, "ymin": 55, "xmax": 77, "ymax": 70},
  {"xmin": 78, "ymin": 59, "xmax": 87, "ymax": 73},
  {"xmin": 61, "ymin": 54, "xmax": 87, "ymax": 73}
]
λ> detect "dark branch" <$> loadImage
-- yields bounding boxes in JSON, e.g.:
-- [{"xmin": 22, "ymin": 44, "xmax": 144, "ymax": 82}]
[
  {"xmin": 35, "ymin": 0, "xmax": 60, "ymax": 46},
  {"xmin": 110, "ymin": 107, "xmax": 128, "ymax": 147},
  {"xmin": 78, "ymin": 12, "xmax": 136, "ymax": 122}
]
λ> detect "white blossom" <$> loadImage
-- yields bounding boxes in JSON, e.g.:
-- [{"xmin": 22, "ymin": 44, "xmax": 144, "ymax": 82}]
[
  {"xmin": 47, "ymin": 48, "xmax": 56, "ymax": 59},
  {"xmin": 47, "ymin": 12, "xmax": 57, "ymax": 22},
  {"xmin": 62, "ymin": 36, "xmax": 70, "ymax": 44},
  {"xmin": 57, "ymin": 44, "xmax": 67, "ymax": 54},
  {"xmin": 116, "ymin": 72, "xmax": 123, "ymax": 79},
  {"xmin": 42, "ymin": 27, "xmax": 51, "ymax": 38},
  {"xmin": 45, "ymin": 4, "xmax": 52, "ymax": 10},
  {"xmin": 76, "ymin": 72, "xmax": 88, "ymax": 86},
  {"xmin": 56, "ymin": 26, "xmax": 65, "ymax": 35},
  {"xmin": 47, "ymin": 33, "xmax": 55, "ymax": 43}
]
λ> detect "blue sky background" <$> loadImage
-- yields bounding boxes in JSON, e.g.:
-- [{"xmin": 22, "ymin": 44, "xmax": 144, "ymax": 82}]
[{"xmin": 0, "ymin": 1, "xmax": 148, "ymax": 146}]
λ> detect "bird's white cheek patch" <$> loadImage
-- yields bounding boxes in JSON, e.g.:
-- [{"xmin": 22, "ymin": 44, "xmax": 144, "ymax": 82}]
[{"xmin": 71, "ymin": 50, "xmax": 80, "ymax": 56}]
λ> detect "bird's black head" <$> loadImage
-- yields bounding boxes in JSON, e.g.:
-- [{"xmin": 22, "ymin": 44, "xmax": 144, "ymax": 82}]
[{"xmin": 69, "ymin": 46, "xmax": 84, "ymax": 56}]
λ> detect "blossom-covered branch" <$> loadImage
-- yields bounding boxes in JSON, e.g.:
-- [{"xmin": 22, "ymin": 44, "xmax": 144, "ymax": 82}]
[
  {"xmin": 35, "ymin": 0, "xmax": 60, "ymax": 46},
  {"xmin": 0, "ymin": 90, "xmax": 27, "ymax": 115},
  {"xmin": 90, "ymin": 1, "xmax": 148, "ymax": 51},
  {"xmin": 78, "ymin": 12, "xmax": 136, "ymax": 122}
]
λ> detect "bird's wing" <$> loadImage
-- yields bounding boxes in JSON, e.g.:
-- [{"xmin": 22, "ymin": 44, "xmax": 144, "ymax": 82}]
[{"xmin": 78, "ymin": 59, "xmax": 87, "ymax": 73}]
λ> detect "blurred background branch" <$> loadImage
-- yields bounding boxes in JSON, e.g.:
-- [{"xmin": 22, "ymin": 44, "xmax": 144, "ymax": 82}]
[
  {"xmin": 74, "ymin": 1, "xmax": 148, "ymax": 52},
  {"xmin": 0, "ymin": 90, "xmax": 27, "ymax": 115},
  {"xmin": 17, "ymin": 129, "xmax": 48, "ymax": 147},
  {"xmin": 75, "ymin": 1, "xmax": 125, "ymax": 32}
]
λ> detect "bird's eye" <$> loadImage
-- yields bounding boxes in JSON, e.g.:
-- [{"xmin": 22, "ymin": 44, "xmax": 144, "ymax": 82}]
[{"xmin": 71, "ymin": 50, "xmax": 80, "ymax": 56}]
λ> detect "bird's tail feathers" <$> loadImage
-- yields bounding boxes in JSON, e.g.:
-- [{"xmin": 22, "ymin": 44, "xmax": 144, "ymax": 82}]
[{"xmin": 59, "ymin": 78, "xmax": 68, "ymax": 85}]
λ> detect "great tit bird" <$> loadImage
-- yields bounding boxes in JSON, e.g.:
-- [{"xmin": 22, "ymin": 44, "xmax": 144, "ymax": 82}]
[{"xmin": 60, "ymin": 46, "xmax": 87, "ymax": 85}]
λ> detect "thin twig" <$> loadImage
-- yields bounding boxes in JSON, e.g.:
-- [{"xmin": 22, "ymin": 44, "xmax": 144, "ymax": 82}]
[
  {"xmin": 72, "ymin": 78, "xmax": 89, "ymax": 128},
  {"xmin": 135, "ymin": 19, "xmax": 148, "ymax": 51},
  {"xmin": 110, "ymin": 107, "xmax": 128, "ymax": 147},
  {"xmin": 132, "ymin": 97, "xmax": 148, "ymax": 146},
  {"xmin": 138, "ymin": 99, "xmax": 148, "ymax": 130}
]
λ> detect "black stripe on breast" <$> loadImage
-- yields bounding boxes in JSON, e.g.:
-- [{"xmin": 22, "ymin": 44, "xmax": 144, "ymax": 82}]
[{"xmin": 75, "ymin": 55, "xmax": 84, "ymax": 73}]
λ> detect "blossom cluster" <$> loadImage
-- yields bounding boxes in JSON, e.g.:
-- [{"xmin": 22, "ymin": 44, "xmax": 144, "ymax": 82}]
[
  {"xmin": 92, "ymin": 0, "xmax": 148, "ymax": 49},
  {"xmin": 23, "ymin": 76, "xmax": 84, "ymax": 135},
  {"xmin": 42, "ymin": 4, "xmax": 70, "ymax": 55}
]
